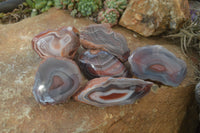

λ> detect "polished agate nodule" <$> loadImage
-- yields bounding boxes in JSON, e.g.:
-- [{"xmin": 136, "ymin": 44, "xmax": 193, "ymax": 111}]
[
  {"xmin": 32, "ymin": 26, "xmax": 80, "ymax": 59},
  {"xmin": 33, "ymin": 57, "xmax": 82, "ymax": 104},
  {"xmin": 195, "ymin": 82, "xmax": 200, "ymax": 105},
  {"xmin": 128, "ymin": 45, "xmax": 187, "ymax": 87},
  {"xmin": 79, "ymin": 50, "xmax": 128, "ymax": 79},
  {"xmin": 80, "ymin": 24, "xmax": 130, "ymax": 62},
  {"xmin": 74, "ymin": 77, "xmax": 153, "ymax": 107}
]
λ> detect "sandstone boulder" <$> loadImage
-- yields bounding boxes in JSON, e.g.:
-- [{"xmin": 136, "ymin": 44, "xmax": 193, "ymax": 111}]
[
  {"xmin": 0, "ymin": 8, "xmax": 198, "ymax": 133},
  {"xmin": 119, "ymin": 0, "xmax": 190, "ymax": 37}
]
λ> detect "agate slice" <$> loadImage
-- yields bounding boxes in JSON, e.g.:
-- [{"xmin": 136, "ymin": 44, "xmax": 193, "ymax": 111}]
[
  {"xmin": 128, "ymin": 45, "xmax": 187, "ymax": 87},
  {"xmin": 32, "ymin": 26, "xmax": 80, "ymax": 59},
  {"xmin": 79, "ymin": 50, "xmax": 128, "ymax": 79},
  {"xmin": 80, "ymin": 24, "xmax": 130, "ymax": 62},
  {"xmin": 33, "ymin": 57, "xmax": 82, "ymax": 104},
  {"xmin": 195, "ymin": 82, "xmax": 200, "ymax": 105},
  {"xmin": 74, "ymin": 77, "xmax": 153, "ymax": 107}
]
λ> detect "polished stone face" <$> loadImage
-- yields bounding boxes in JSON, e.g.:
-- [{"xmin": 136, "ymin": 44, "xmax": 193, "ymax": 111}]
[
  {"xmin": 195, "ymin": 82, "xmax": 200, "ymax": 105},
  {"xmin": 74, "ymin": 77, "xmax": 153, "ymax": 107},
  {"xmin": 128, "ymin": 45, "xmax": 187, "ymax": 87},
  {"xmin": 33, "ymin": 57, "xmax": 82, "ymax": 104},
  {"xmin": 32, "ymin": 26, "xmax": 80, "ymax": 59},
  {"xmin": 79, "ymin": 50, "xmax": 128, "ymax": 79},
  {"xmin": 80, "ymin": 24, "xmax": 130, "ymax": 62}
]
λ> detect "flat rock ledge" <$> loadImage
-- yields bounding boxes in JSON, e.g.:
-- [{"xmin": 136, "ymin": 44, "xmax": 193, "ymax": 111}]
[{"xmin": 0, "ymin": 8, "xmax": 198, "ymax": 133}]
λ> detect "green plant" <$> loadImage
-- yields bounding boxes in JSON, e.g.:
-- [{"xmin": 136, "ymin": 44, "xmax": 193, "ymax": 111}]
[
  {"xmin": 77, "ymin": 0, "xmax": 102, "ymax": 17},
  {"xmin": 26, "ymin": 0, "xmax": 54, "ymax": 16},
  {"xmin": 53, "ymin": 0, "xmax": 62, "ymax": 9},
  {"xmin": 70, "ymin": 9, "xmax": 78, "ymax": 17},
  {"xmin": 61, "ymin": 0, "xmax": 76, "ymax": 11},
  {"xmin": 98, "ymin": 8, "xmax": 119, "ymax": 26},
  {"xmin": 104, "ymin": 0, "xmax": 127, "ymax": 14}
]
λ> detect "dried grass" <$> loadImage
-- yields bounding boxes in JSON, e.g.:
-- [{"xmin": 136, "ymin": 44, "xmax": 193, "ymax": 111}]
[
  {"xmin": 165, "ymin": 16, "xmax": 200, "ymax": 56},
  {"xmin": 0, "ymin": 3, "xmax": 31, "ymax": 24}
]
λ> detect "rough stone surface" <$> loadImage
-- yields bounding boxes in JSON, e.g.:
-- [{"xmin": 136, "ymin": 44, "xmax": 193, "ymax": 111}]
[
  {"xmin": 0, "ymin": 8, "xmax": 198, "ymax": 133},
  {"xmin": 119, "ymin": 0, "xmax": 190, "ymax": 37}
]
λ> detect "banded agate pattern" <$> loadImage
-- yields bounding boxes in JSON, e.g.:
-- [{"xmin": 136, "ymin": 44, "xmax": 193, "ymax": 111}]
[
  {"xmin": 128, "ymin": 45, "xmax": 187, "ymax": 87},
  {"xmin": 33, "ymin": 57, "xmax": 82, "ymax": 104},
  {"xmin": 80, "ymin": 24, "xmax": 130, "ymax": 62},
  {"xmin": 32, "ymin": 26, "xmax": 80, "ymax": 59},
  {"xmin": 74, "ymin": 77, "xmax": 153, "ymax": 107},
  {"xmin": 79, "ymin": 50, "xmax": 128, "ymax": 79}
]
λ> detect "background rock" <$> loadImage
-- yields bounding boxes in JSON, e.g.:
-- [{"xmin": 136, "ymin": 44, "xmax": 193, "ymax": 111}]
[
  {"xmin": 189, "ymin": 1, "xmax": 200, "ymax": 20},
  {"xmin": 119, "ymin": 0, "xmax": 190, "ymax": 37},
  {"xmin": 0, "ymin": 8, "xmax": 198, "ymax": 133}
]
